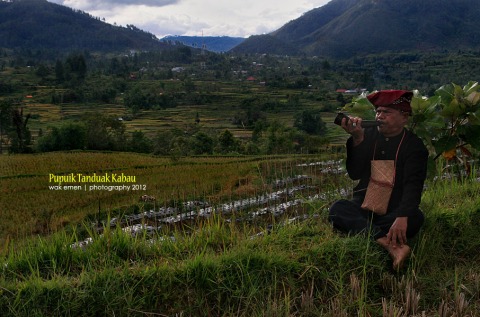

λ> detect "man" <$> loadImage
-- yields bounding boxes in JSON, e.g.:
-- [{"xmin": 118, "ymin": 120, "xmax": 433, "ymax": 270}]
[{"xmin": 328, "ymin": 90, "xmax": 428, "ymax": 270}]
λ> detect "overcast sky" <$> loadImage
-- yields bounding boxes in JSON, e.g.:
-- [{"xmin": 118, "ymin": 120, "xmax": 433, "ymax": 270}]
[{"xmin": 48, "ymin": 0, "xmax": 331, "ymax": 39}]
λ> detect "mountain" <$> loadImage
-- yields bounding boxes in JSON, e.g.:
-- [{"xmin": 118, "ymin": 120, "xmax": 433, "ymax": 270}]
[
  {"xmin": 161, "ymin": 35, "xmax": 245, "ymax": 53},
  {"xmin": 0, "ymin": 0, "xmax": 170, "ymax": 52},
  {"xmin": 226, "ymin": 34, "xmax": 301, "ymax": 56},
  {"xmin": 232, "ymin": 0, "xmax": 480, "ymax": 58}
]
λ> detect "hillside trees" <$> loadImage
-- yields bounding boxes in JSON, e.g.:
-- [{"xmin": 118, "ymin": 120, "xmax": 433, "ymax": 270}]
[
  {"xmin": 8, "ymin": 106, "xmax": 32, "ymax": 153},
  {"xmin": 152, "ymin": 129, "xmax": 235, "ymax": 156},
  {"xmin": 36, "ymin": 120, "xmax": 157, "ymax": 153},
  {"xmin": 0, "ymin": 100, "xmax": 33, "ymax": 153},
  {"xmin": 36, "ymin": 114, "xmax": 127, "ymax": 152},
  {"xmin": 36, "ymin": 122, "xmax": 87, "ymax": 152},
  {"xmin": 217, "ymin": 130, "xmax": 240, "ymax": 154},
  {"xmin": 108, "ymin": 57, "xmax": 130, "ymax": 77},
  {"xmin": 85, "ymin": 113, "xmax": 126, "ymax": 151},
  {"xmin": 123, "ymin": 85, "xmax": 177, "ymax": 113},
  {"xmin": 293, "ymin": 109, "xmax": 327, "ymax": 135},
  {"xmin": 128, "ymin": 130, "xmax": 153, "ymax": 153},
  {"xmin": 57, "ymin": 53, "xmax": 87, "ymax": 86},
  {"xmin": 232, "ymin": 96, "xmax": 273, "ymax": 128},
  {"xmin": 192, "ymin": 132, "xmax": 215, "ymax": 155},
  {"xmin": 0, "ymin": 80, "xmax": 14, "ymax": 95},
  {"xmin": 0, "ymin": 99, "xmax": 12, "ymax": 153}
]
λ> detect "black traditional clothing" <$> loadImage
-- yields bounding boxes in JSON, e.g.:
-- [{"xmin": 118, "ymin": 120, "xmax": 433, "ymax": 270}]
[{"xmin": 328, "ymin": 127, "xmax": 428, "ymax": 239}]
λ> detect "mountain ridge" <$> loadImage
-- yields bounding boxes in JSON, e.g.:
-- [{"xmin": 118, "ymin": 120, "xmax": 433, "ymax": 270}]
[
  {"xmin": 0, "ymin": 0, "xmax": 170, "ymax": 53},
  {"xmin": 2, "ymin": 0, "xmax": 480, "ymax": 59},
  {"xmin": 161, "ymin": 35, "xmax": 245, "ymax": 53},
  {"xmin": 232, "ymin": 0, "xmax": 480, "ymax": 58}
]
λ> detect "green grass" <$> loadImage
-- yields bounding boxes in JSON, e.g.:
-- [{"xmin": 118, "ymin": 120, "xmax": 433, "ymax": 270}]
[{"xmin": 1, "ymin": 173, "xmax": 479, "ymax": 316}]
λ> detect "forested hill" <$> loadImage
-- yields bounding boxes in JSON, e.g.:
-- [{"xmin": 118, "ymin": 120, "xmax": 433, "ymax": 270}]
[
  {"xmin": 0, "ymin": 0, "xmax": 170, "ymax": 52},
  {"xmin": 231, "ymin": 0, "xmax": 480, "ymax": 58}
]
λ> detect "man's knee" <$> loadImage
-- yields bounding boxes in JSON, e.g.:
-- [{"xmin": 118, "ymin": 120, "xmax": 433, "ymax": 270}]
[
  {"xmin": 328, "ymin": 199, "xmax": 345, "ymax": 221},
  {"xmin": 406, "ymin": 209, "xmax": 425, "ymax": 238}
]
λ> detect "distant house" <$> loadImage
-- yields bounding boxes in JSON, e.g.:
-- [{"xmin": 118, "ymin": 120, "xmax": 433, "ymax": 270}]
[
  {"xmin": 246, "ymin": 76, "xmax": 256, "ymax": 81},
  {"xmin": 336, "ymin": 88, "xmax": 367, "ymax": 95},
  {"xmin": 172, "ymin": 67, "xmax": 185, "ymax": 73}
]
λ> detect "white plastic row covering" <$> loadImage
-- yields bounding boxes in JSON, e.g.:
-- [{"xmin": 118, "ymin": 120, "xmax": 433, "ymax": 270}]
[
  {"xmin": 70, "ymin": 160, "xmax": 347, "ymax": 249},
  {"xmin": 70, "ymin": 186, "xmax": 350, "ymax": 250}
]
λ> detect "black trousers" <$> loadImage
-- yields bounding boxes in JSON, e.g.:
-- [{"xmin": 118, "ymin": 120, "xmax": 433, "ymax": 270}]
[{"xmin": 328, "ymin": 199, "xmax": 424, "ymax": 240}]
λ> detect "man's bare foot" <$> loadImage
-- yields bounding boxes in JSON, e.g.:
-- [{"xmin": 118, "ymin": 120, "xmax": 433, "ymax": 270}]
[
  {"xmin": 376, "ymin": 237, "xmax": 411, "ymax": 271},
  {"xmin": 390, "ymin": 244, "xmax": 410, "ymax": 271}
]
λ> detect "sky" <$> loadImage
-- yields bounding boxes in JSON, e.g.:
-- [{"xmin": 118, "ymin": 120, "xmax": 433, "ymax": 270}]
[{"xmin": 48, "ymin": 0, "xmax": 331, "ymax": 39}]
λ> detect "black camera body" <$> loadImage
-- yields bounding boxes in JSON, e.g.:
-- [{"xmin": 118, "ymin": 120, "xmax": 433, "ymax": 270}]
[{"xmin": 333, "ymin": 112, "xmax": 381, "ymax": 128}]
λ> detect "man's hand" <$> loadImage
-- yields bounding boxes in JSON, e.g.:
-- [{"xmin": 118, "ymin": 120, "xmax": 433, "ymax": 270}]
[
  {"xmin": 341, "ymin": 117, "xmax": 364, "ymax": 146},
  {"xmin": 386, "ymin": 217, "xmax": 408, "ymax": 248}
]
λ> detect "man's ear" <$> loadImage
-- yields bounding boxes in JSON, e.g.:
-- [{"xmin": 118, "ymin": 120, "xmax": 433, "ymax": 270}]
[{"xmin": 400, "ymin": 111, "xmax": 410, "ymax": 123}]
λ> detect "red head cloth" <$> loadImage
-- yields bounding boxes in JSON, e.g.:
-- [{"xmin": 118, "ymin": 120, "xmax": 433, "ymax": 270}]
[{"xmin": 367, "ymin": 90, "xmax": 413, "ymax": 114}]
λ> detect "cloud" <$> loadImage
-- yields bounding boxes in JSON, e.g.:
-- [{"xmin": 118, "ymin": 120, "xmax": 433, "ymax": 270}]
[
  {"xmin": 47, "ymin": 0, "xmax": 331, "ymax": 38},
  {"xmin": 50, "ymin": 0, "xmax": 179, "ymax": 11}
]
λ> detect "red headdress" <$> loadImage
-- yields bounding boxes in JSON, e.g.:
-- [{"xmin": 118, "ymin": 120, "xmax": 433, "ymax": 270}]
[{"xmin": 367, "ymin": 90, "xmax": 413, "ymax": 114}]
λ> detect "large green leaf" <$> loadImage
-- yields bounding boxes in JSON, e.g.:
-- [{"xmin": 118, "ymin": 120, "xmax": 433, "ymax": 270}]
[
  {"xmin": 411, "ymin": 95, "xmax": 432, "ymax": 113},
  {"xmin": 463, "ymin": 125, "xmax": 480, "ymax": 150},
  {"xmin": 440, "ymin": 97, "xmax": 464, "ymax": 118},
  {"xmin": 432, "ymin": 135, "xmax": 458, "ymax": 157},
  {"xmin": 341, "ymin": 94, "xmax": 376, "ymax": 119},
  {"xmin": 469, "ymin": 110, "xmax": 480, "ymax": 125},
  {"xmin": 464, "ymin": 81, "xmax": 480, "ymax": 96},
  {"xmin": 466, "ymin": 91, "xmax": 480, "ymax": 106},
  {"xmin": 453, "ymin": 83, "xmax": 464, "ymax": 99},
  {"xmin": 435, "ymin": 84, "xmax": 455, "ymax": 104}
]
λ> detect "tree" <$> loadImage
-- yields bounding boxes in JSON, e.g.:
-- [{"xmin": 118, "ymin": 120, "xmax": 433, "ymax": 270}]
[
  {"xmin": 128, "ymin": 131, "xmax": 153, "ymax": 153},
  {"xmin": 192, "ymin": 132, "xmax": 214, "ymax": 155},
  {"xmin": 217, "ymin": 130, "xmax": 239, "ymax": 154},
  {"xmin": 55, "ymin": 59, "xmax": 64, "ymax": 83},
  {"xmin": 9, "ymin": 107, "xmax": 32, "ymax": 153},
  {"xmin": 36, "ymin": 122, "xmax": 87, "ymax": 152},
  {"xmin": 35, "ymin": 64, "xmax": 50, "ymax": 79},
  {"xmin": 124, "ymin": 86, "xmax": 147, "ymax": 114},
  {"xmin": 293, "ymin": 110, "xmax": 327, "ymax": 135},
  {"xmin": 264, "ymin": 121, "xmax": 295, "ymax": 154},
  {"xmin": 184, "ymin": 78, "xmax": 196, "ymax": 94},
  {"xmin": 64, "ymin": 54, "xmax": 87, "ymax": 86},
  {"xmin": 0, "ymin": 100, "xmax": 14, "ymax": 154},
  {"xmin": 153, "ymin": 130, "xmax": 175, "ymax": 155},
  {"xmin": 84, "ymin": 113, "xmax": 126, "ymax": 151}
]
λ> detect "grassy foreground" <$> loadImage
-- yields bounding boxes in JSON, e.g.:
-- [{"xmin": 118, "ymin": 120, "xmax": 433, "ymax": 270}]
[{"xmin": 0, "ymin": 154, "xmax": 479, "ymax": 316}]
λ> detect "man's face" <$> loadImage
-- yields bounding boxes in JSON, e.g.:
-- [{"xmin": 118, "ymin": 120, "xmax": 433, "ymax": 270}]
[{"xmin": 375, "ymin": 106, "xmax": 409, "ymax": 137}]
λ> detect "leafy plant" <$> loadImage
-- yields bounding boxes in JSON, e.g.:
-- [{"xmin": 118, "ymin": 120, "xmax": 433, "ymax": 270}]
[
  {"xmin": 411, "ymin": 82, "xmax": 480, "ymax": 174},
  {"xmin": 339, "ymin": 92, "xmax": 377, "ymax": 120},
  {"xmin": 344, "ymin": 82, "xmax": 480, "ymax": 175}
]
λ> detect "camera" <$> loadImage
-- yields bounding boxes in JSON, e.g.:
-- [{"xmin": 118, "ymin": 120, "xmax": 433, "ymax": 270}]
[{"xmin": 333, "ymin": 112, "xmax": 381, "ymax": 128}]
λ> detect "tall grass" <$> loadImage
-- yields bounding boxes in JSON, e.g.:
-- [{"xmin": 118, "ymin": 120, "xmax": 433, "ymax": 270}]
[
  {"xmin": 1, "ymin": 153, "xmax": 479, "ymax": 316},
  {"xmin": 1, "ymin": 175, "xmax": 478, "ymax": 316}
]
